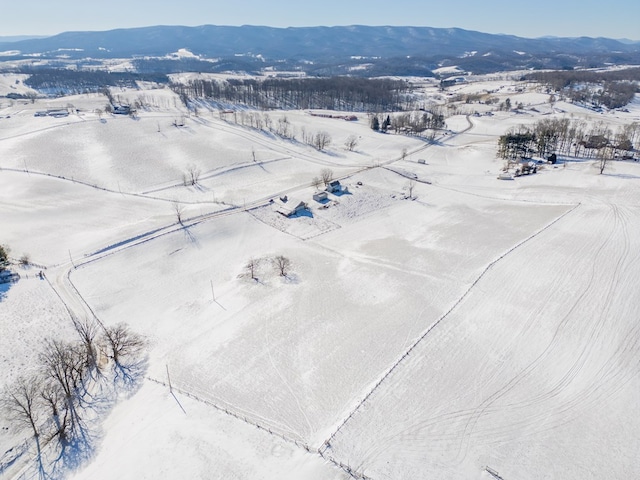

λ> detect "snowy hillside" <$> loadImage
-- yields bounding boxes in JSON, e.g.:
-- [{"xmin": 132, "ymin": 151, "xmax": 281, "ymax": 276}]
[{"xmin": 1, "ymin": 77, "xmax": 639, "ymax": 480}]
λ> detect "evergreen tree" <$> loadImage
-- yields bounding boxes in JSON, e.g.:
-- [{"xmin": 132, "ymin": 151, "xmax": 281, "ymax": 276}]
[{"xmin": 0, "ymin": 245, "xmax": 9, "ymax": 272}]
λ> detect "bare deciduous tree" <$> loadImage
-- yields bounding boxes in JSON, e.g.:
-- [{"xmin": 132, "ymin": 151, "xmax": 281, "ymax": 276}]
[
  {"xmin": 101, "ymin": 324, "xmax": 146, "ymax": 370},
  {"xmin": 183, "ymin": 165, "xmax": 201, "ymax": 186},
  {"xmin": 320, "ymin": 168, "xmax": 334, "ymax": 186},
  {"xmin": 1, "ymin": 376, "xmax": 42, "ymax": 439},
  {"xmin": 311, "ymin": 176, "xmax": 322, "ymax": 189},
  {"xmin": 344, "ymin": 135, "xmax": 358, "ymax": 151},
  {"xmin": 246, "ymin": 258, "xmax": 258, "ymax": 280},
  {"xmin": 39, "ymin": 339, "xmax": 86, "ymax": 443},
  {"xmin": 40, "ymin": 379, "xmax": 63, "ymax": 438},
  {"xmin": 19, "ymin": 253, "xmax": 30, "ymax": 266},
  {"xmin": 273, "ymin": 255, "xmax": 291, "ymax": 277},
  {"xmin": 314, "ymin": 131, "xmax": 332, "ymax": 150},
  {"xmin": 173, "ymin": 202, "xmax": 185, "ymax": 225},
  {"xmin": 72, "ymin": 317, "xmax": 100, "ymax": 376},
  {"xmin": 597, "ymin": 145, "xmax": 615, "ymax": 174}
]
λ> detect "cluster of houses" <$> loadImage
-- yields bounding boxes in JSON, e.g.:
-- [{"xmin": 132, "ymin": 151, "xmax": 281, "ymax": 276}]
[{"xmin": 273, "ymin": 180, "xmax": 343, "ymax": 217}]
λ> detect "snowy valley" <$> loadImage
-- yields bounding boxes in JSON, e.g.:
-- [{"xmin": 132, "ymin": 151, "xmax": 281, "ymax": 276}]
[{"xmin": 1, "ymin": 71, "xmax": 640, "ymax": 480}]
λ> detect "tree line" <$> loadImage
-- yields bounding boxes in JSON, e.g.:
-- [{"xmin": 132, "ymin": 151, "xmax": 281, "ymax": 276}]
[
  {"xmin": 524, "ymin": 68, "xmax": 640, "ymax": 109},
  {"xmin": 171, "ymin": 77, "xmax": 412, "ymax": 112},
  {"xmin": 498, "ymin": 118, "xmax": 639, "ymax": 172},
  {"xmin": 218, "ymin": 110, "xmax": 333, "ymax": 151},
  {"xmin": 370, "ymin": 110, "xmax": 446, "ymax": 137},
  {"xmin": 17, "ymin": 68, "xmax": 168, "ymax": 95}
]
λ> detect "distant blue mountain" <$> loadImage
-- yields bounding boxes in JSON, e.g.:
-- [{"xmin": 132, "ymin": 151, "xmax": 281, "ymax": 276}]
[
  {"xmin": 1, "ymin": 25, "xmax": 638, "ymax": 75},
  {"xmin": 0, "ymin": 35, "xmax": 50, "ymax": 43}
]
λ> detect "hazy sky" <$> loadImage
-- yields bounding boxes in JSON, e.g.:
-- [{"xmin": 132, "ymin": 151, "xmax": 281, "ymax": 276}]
[{"xmin": 4, "ymin": 0, "xmax": 640, "ymax": 40}]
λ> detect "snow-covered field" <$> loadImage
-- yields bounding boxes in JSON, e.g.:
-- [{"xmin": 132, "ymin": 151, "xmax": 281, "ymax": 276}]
[{"xmin": 1, "ymin": 77, "xmax": 639, "ymax": 480}]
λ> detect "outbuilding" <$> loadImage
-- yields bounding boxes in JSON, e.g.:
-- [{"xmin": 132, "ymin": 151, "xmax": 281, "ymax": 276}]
[{"xmin": 313, "ymin": 191, "xmax": 328, "ymax": 202}]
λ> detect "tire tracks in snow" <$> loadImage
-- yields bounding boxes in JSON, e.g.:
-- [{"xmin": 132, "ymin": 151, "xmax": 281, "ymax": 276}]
[
  {"xmin": 321, "ymin": 201, "xmax": 582, "ymax": 454},
  {"xmin": 452, "ymin": 202, "xmax": 637, "ymax": 460}
]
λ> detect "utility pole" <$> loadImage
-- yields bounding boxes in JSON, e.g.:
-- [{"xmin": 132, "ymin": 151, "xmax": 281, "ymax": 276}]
[{"xmin": 210, "ymin": 280, "xmax": 215, "ymax": 302}]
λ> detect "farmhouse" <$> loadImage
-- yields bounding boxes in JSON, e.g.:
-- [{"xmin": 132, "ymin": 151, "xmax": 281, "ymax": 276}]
[
  {"xmin": 274, "ymin": 197, "xmax": 308, "ymax": 217},
  {"xmin": 326, "ymin": 180, "xmax": 341, "ymax": 193}
]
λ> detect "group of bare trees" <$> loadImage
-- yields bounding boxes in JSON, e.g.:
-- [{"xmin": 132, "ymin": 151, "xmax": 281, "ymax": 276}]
[
  {"xmin": 222, "ymin": 111, "xmax": 333, "ymax": 151},
  {"xmin": 226, "ymin": 111, "xmax": 296, "ymax": 141},
  {"xmin": 370, "ymin": 110, "xmax": 446, "ymax": 138},
  {"xmin": 1, "ymin": 318, "xmax": 145, "ymax": 466},
  {"xmin": 498, "ymin": 118, "xmax": 639, "ymax": 172},
  {"xmin": 183, "ymin": 164, "xmax": 201, "ymax": 187},
  {"xmin": 311, "ymin": 168, "xmax": 335, "ymax": 190},
  {"xmin": 245, "ymin": 255, "xmax": 292, "ymax": 280},
  {"xmin": 524, "ymin": 68, "xmax": 640, "ymax": 109},
  {"xmin": 310, "ymin": 131, "xmax": 332, "ymax": 150},
  {"xmin": 171, "ymin": 77, "xmax": 411, "ymax": 112}
]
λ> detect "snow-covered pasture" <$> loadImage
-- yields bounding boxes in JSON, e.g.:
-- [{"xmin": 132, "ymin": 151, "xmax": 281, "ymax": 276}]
[
  {"xmin": 70, "ymin": 168, "xmax": 572, "ymax": 448},
  {"xmin": 329, "ymin": 202, "xmax": 640, "ymax": 480},
  {"xmin": 1, "ymin": 80, "xmax": 640, "ymax": 479}
]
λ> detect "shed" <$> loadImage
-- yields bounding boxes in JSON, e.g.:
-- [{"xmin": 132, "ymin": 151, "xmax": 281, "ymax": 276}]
[{"xmin": 313, "ymin": 191, "xmax": 328, "ymax": 202}]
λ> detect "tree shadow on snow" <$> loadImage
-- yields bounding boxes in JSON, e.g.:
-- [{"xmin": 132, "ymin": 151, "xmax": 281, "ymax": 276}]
[
  {"xmin": 113, "ymin": 356, "xmax": 149, "ymax": 394},
  {"xmin": 181, "ymin": 225, "xmax": 200, "ymax": 247},
  {"xmin": 0, "ymin": 281, "xmax": 12, "ymax": 302},
  {"xmin": 603, "ymin": 172, "xmax": 640, "ymax": 179},
  {"xmin": 40, "ymin": 359, "xmax": 148, "ymax": 479}
]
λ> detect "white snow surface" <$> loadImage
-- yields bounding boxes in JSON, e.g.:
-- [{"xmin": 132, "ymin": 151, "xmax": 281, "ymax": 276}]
[{"xmin": 1, "ymin": 77, "xmax": 639, "ymax": 480}]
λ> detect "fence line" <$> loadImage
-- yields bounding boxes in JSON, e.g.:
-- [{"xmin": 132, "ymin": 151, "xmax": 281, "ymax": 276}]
[
  {"xmin": 146, "ymin": 376, "xmax": 375, "ymax": 479},
  {"xmin": 320, "ymin": 202, "xmax": 582, "ymax": 451}
]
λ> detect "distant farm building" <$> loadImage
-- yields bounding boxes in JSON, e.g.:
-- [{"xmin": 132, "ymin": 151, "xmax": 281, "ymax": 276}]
[
  {"xmin": 113, "ymin": 105, "xmax": 131, "ymax": 115},
  {"xmin": 326, "ymin": 180, "xmax": 341, "ymax": 193},
  {"xmin": 43, "ymin": 109, "xmax": 69, "ymax": 118},
  {"xmin": 308, "ymin": 112, "xmax": 358, "ymax": 121}
]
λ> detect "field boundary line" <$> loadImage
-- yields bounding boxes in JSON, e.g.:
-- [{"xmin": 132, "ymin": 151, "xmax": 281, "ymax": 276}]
[{"xmin": 320, "ymin": 201, "xmax": 582, "ymax": 452}]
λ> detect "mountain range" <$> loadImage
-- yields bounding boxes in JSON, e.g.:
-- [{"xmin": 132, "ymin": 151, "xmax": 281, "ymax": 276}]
[{"xmin": 1, "ymin": 25, "xmax": 639, "ymax": 76}]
